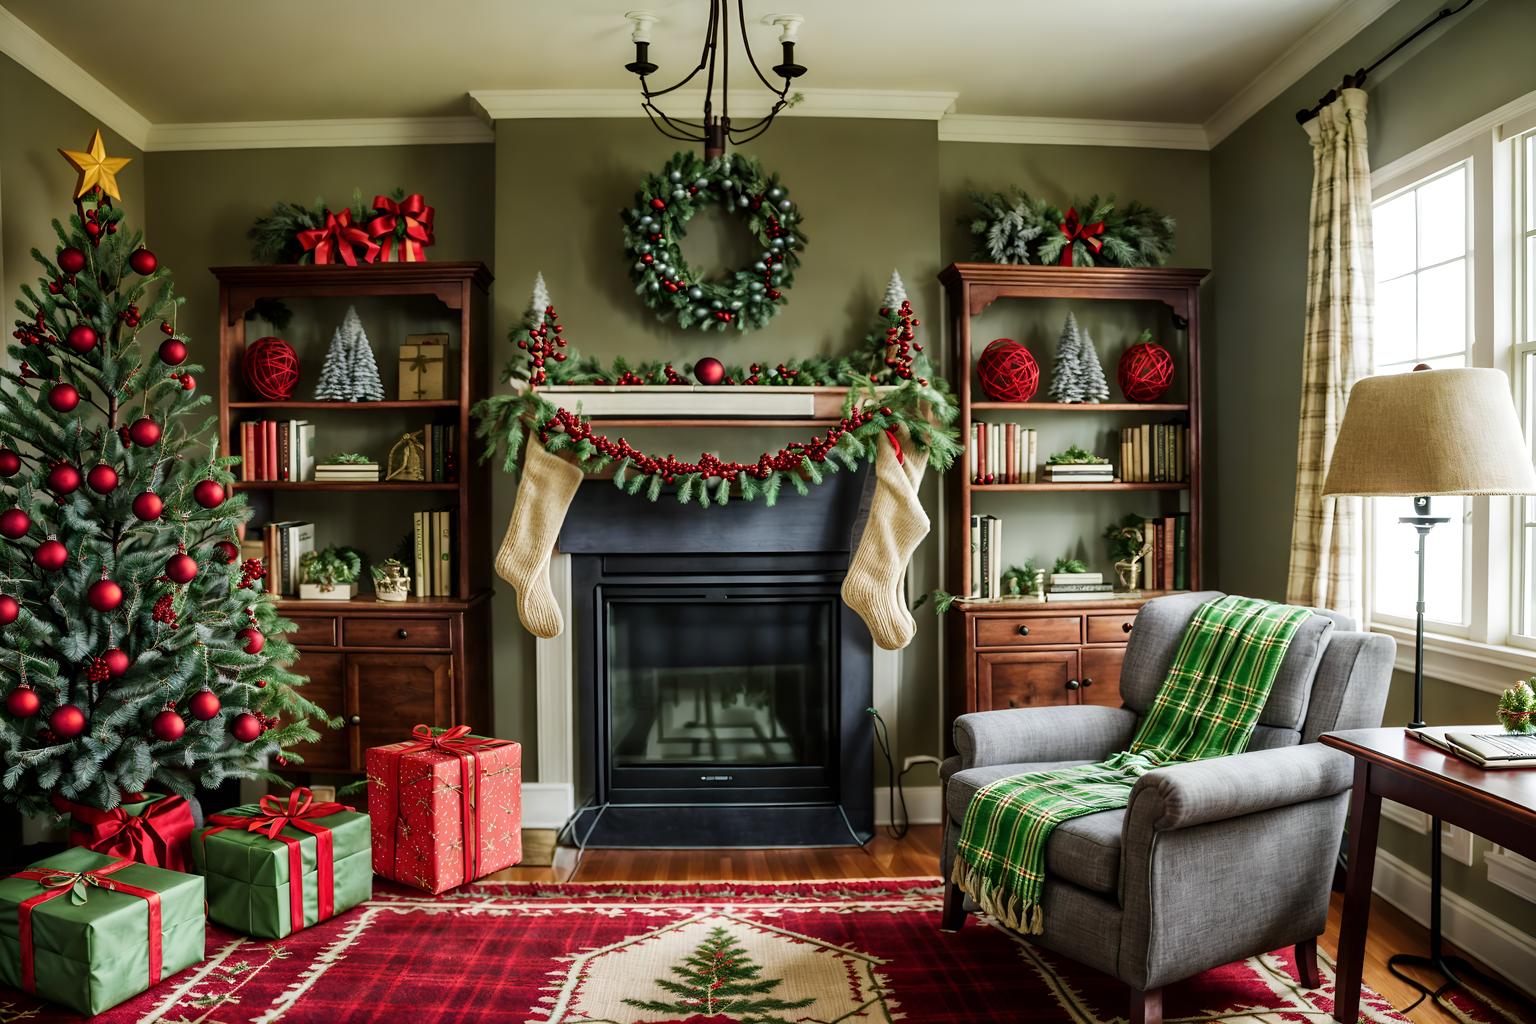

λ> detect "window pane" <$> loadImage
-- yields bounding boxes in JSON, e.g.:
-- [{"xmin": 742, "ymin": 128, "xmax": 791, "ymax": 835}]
[
  {"xmin": 1528, "ymin": 234, "xmax": 1536, "ymax": 343},
  {"xmin": 1375, "ymin": 275, "xmax": 1417, "ymax": 366},
  {"xmin": 1418, "ymin": 167, "xmax": 1467, "ymax": 266},
  {"xmin": 1415, "ymin": 259, "xmax": 1467, "ymax": 360},
  {"xmin": 1372, "ymin": 496, "xmax": 1467, "ymax": 625},
  {"xmin": 1375, "ymin": 193, "xmax": 1416, "ymax": 281},
  {"xmin": 1527, "ymin": 135, "xmax": 1536, "ymax": 233}
]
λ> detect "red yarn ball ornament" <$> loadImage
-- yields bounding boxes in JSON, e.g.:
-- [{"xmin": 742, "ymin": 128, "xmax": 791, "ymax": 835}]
[
  {"xmin": 49, "ymin": 704, "xmax": 86, "ymax": 738},
  {"xmin": 242, "ymin": 336, "xmax": 300, "ymax": 401},
  {"xmin": 189, "ymin": 689, "xmax": 221, "ymax": 721},
  {"xmin": 976, "ymin": 338, "xmax": 1040, "ymax": 403},
  {"xmin": 6, "ymin": 685, "xmax": 39, "ymax": 718},
  {"xmin": 230, "ymin": 712, "xmax": 261, "ymax": 742},
  {"xmin": 1117, "ymin": 337, "xmax": 1176, "ymax": 403}
]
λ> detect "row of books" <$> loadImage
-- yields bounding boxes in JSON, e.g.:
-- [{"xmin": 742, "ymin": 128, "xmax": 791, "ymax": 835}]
[
  {"xmin": 315, "ymin": 461, "xmax": 380, "ymax": 482},
  {"xmin": 1143, "ymin": 513, "xmax": 1191, "ymax": 591},
  {"xmin": 1043, "ymin": 570, "xmax": 1116, "ymax": 602},
  {"xmin": 970, "ymin": 424, "xmax": 1037, "ymax": 484},
  {"xmin": 420, "ymin": 424, "xmax": 460, "ymax": 484},
  {"xmin": 1120, "ymin": 424, "xmax": 1188, "ymax": 483},
  {"xmin": 241, "ymin": 521, "xmax": 316, "ymax": 596},
  {"xmin": 413, "ymin": 509, "xmax": 455, "ymax": 598},
  {"xmin": 239, "ymin": 421, "xmax": 316, "ymax": 482},
  {"xmin": 1043, "ymin": 462, "xmax": 1114, "ymax": 484},
  {"xmin": 968, "ymin": 515, "xmax": 1005, "ymax": 599}
]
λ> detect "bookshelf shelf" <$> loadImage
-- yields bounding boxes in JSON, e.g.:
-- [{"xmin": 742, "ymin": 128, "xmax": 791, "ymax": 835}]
[
  {"xmin": 228, "ymin": 400, "xmax": 459, "ymax": 411},
  {"xmin": 230, "ymin": 481, "xmax": 460, "ymax": 493},
  {"xmin": 970, "ymin": 482, "xmax": 1188, "ymax": 493},
  {"xmin": 970, "ymin": 401, "xmax": 1190, "ymax": 413}
]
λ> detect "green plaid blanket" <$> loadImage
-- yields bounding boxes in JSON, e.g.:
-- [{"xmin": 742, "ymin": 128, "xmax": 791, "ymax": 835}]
[{"xmin": 953, "ymin": 595, "xmax": 1312, "ymax": 934}]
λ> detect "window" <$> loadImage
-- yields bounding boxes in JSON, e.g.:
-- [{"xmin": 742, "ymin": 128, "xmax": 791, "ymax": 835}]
[{"xmin": 1515, "ymin": 127, "xmax": 1536, "ymax": 641}]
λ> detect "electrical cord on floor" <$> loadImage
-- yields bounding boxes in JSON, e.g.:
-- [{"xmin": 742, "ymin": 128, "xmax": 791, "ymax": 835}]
[{"xmin": 867, "ymin": 706, "xmax": 918, "ymax": 840}]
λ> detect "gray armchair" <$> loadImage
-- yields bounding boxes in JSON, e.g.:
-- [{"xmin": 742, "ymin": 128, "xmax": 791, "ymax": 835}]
[{"xmin": 939, "ymin": 592, "xmax": 1394, "ymax": 1024}]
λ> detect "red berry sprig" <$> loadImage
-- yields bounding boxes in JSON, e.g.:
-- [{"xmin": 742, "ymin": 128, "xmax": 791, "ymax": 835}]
[
  {"xmin": 517, "ymin": 306, "xmax": 568, "ymax": 387},
  {"xmin": 237, "ymin": 558, "xmax": 266, "ymax": 590}
]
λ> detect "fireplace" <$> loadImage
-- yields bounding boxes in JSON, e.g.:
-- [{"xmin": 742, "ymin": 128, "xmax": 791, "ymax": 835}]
[{"xmin": 562, "ymin": 471, "xmax": 873, "ymax": 848}]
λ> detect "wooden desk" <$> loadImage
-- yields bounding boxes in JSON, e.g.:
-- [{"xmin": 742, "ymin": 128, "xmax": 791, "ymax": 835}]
[{"xmin": 1321, "ymin": 727, "xmax": 1536, "ymax": 1023}]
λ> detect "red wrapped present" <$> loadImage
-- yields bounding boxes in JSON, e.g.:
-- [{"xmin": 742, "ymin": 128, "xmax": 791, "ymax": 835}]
[
  {"xmin": 368, "ymin": 724, "xmax": 521, "ymax": 893},
  {"xmin": 51, "ymin": 792, "xmax": 194, "ymax": 872}
]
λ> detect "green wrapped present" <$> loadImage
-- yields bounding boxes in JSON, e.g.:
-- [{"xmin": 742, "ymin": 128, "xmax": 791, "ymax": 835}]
[
  {"xmin": 0, "ymin": 847, "xmax": 205, "ymax": 1015},
  {"xmin": 193, "ymin": 788, "xmax": 371, "ymax": 939}
]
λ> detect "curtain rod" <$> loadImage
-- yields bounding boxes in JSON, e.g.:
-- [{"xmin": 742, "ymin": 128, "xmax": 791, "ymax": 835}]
[{"xmin": 1295, "ymin": 0, "xmax": 1475, "ymax": 125}]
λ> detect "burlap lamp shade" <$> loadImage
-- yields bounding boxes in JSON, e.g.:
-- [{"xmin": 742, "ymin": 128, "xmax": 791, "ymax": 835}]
[{"xmin": 1322, "ymin": 368, "xmax": 1536, "ymax": 497}]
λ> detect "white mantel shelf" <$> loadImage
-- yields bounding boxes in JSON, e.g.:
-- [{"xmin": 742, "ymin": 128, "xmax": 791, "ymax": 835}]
[{"xmin": 538, "ymin": 385, "xmax": 878, "ymax": 427}]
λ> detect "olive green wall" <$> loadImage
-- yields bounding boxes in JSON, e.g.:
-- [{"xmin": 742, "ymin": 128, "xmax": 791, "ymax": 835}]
[{"xmin": 1210, "ymin": 0, "xmax": 1536, "ymax": 938}]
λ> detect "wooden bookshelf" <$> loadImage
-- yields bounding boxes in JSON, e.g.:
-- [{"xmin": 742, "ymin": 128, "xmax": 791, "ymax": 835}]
[{"xmin": 214, "ymin": 262, "xmax": 493, "ymax": 775}]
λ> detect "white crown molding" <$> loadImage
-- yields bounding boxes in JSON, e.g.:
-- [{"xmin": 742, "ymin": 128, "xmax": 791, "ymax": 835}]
[
  {"xmin": 1203, "ymin": 0, "xmax": 1406, "ymax": 147},
  {"xmin": 469, "ymin": 87, "xmax": 958, "ymax": 123},
  {"xmin": 0, "ymin": 3, "xmax": 151, "ymax": 149},
  {"xmin": 145, "ymin": 117, "xmax": 492, "ymax": 152},
  {"xmin": 939, "ymin": 114, "xmax": 1208, "ymax": 151}
]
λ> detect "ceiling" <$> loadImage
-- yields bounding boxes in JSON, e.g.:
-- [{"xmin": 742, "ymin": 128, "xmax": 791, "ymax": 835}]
[{"xmin": 4, "ymin": 0, "xmax": 1368, "ymax": 126}]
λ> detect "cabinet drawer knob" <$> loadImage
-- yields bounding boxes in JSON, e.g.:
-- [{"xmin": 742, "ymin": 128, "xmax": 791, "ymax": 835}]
[
  {"xmin": 1007, "ymin": 699, "xmax": 1020, "ymax": 709},
  {"xmin": 1122, "ymin": 621, "xmax": 1134, "ymax": 633},
  {"xmin": 1082, "ymin": 677, "xmax": 1094, "ymax": 687},
  {"xmin": 396, "ymin": 629, "xmax": 409, "ymax": 640},
  {"xmin": 1017, "ymin": 625, "xmax": 1030, "ymax": 637},
  {"xmin": 1065, "ymin": 679, "xmax": 1080, "ymax": 691},
  {"xmin": 348, "ymin": 715, "xmax": 361, "ymax": 726}
]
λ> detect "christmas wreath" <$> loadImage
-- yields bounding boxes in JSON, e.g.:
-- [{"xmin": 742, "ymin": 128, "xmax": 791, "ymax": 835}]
[
  {"xmin": 967, "ymin": 189, "xmax": 1175, "ymax": 268},
  {"xmin": 622, "ymin": 152, "xmax": 805, "ymax": 333}
]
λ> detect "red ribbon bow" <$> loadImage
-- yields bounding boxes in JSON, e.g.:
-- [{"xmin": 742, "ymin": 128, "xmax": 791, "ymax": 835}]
[
  {"xmin": 386, "ymin": 724, "xmax": 512, "ymax": 887},
  {"xmin": 204, "ymin": 787, "xmax": 351, "ymax": 932},
  {"xmin": 1057, "ymin": 206, "xmax": 1106, "ymax": 265},
  {"xmin": 11, "ymin": 857, "xmax": 162, "ymax": 993},
  {"xmin": 52, "ymin": 793, "xmax": 193, "ymax": 872},
  {"xmin": 367, "ymin": 193, "xmax": 435, "ymax": 263},
  {"xmin": 295, "ymin": 209, "xmax": 380, "ymax": 266}
]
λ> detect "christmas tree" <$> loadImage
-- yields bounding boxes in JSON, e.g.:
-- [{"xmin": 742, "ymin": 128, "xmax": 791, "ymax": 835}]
[
  {"xmin": 623, "ymin": 925, "xmax": 815, "ymax": 1023},
  {"xmin": 1048, "ymin": 311, "xmax": 1086, "ymax": 402},
  {"xmin": 313, "ymin": 305, "xmax": 384, "ymax": 402},
  {"xmin": 859, "ymin": 269, "xmax": 933, "ymax": 387},
  {"xmin": 1076, "ymin": 323, "xmax": 1110, "ymax": 403},
  {"xmin": 0, "ymin": 131, "xmax": 328, "ymax": 816}
]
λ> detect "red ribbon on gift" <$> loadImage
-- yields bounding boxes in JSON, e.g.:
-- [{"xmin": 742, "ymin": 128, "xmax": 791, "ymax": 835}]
[
  {"xmin": 11, "ymin": 857, "xmax": 162, "ymax": 993},
  {"xmin": 52, "ymin": 793, "xmax": 194, "ymax": 872},
  {"xmin": 203, "ymin": 788, "xmax": 351, "ymax": 931},
  {"xmin": 367, "ymin": 194, "xmax": 435, "ymax": 263},
  {"xmin": 388, "ymin": 724, "xmax": 511, "ymax": 885},
  {"xmin": 1057, "ymin": 206, "xmax": 1105, "ymax": 266},
  {"xmin": 295, "ymin": 209, "xmax": 380, "ymax": 266}
]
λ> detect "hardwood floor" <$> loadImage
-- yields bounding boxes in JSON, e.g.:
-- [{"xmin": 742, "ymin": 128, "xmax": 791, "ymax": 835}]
[{"xmin": 491, "ymin": 825, "xmax": 1528, "ymax": 1024}]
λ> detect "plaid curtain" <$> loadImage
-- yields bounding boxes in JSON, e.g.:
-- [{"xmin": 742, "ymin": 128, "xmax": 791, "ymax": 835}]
[{"xmin": 1286, "ymin": 88, "xmax": 1373, "ymax": 622}]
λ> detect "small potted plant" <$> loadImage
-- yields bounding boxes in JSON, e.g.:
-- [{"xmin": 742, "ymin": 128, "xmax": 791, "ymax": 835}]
[
  {"xmin": 298, "ymin": 546, "xmax": 363, "ymax": 600},
  {"xmin": 1498, "ymin": 679, "xmax": 1536, "ymax": 734},
  {"xmin": 370, "ymin": 558, "xmax": 411, "ymax": 603},
  {"xmin": 1104, "ymin": 514, "xmax": 1152, "ymax": 592}
]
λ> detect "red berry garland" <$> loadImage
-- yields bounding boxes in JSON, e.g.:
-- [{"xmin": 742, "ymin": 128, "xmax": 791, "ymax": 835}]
[{"xmin": 977, "ymin": 338, "xmax": 1040, "ymax": 402}]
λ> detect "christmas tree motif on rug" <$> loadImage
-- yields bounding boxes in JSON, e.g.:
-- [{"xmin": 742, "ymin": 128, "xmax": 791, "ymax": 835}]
[
  {"xmin": 1075, "ymin": 320, "xmax": 1110, "ymax": 403},
  {"xmin": 314, "ymin": 305, "xmax": 385, "ymax": 401},
  {"xmin": 622, "ymin": 925, "xmax": 815, "ymax": 1024},
  {"xmin": 1047, "ymin": 311, "xmax": 1086, "ymax": 402}
]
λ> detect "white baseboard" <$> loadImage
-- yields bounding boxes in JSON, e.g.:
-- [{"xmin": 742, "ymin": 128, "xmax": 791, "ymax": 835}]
[
  {"xmin": 1372, "ymin": 849, "xmax": 1536, "ymax": 996},
  {"xmin": 523, "ymin": 782, "xmax": 575, "ymax": 830},
  {"xmin": 874, "ymin": 785, "xmax": 943, "ymax": 828}
]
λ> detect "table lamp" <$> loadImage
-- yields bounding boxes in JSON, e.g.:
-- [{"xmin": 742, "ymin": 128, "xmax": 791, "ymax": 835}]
[{"xmin": 1322, "ymin": 366, "xmax": 1536, "ymax": 728}]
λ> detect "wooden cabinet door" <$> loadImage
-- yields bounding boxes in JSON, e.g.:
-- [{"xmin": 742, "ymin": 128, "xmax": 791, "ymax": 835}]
[
  {"xmin": 1078, "ymin": 647, "xmax": 1126, "ymax": 707},
  {"xmin": 345, "ymin": 653, "xmax": 453, "ymax": 763},
  {"xmin": 285, "ymin": 652, "xmax": 350, "ymax": 772},
  {"xmin": 977, "ymin": 650, "xmax": 1079, "ymax": 711}
]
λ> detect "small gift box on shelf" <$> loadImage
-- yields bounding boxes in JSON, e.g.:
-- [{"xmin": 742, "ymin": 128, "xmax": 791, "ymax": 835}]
[
  {"xmin": 0, "ymin": 848, "xmax": 205, "ymax": 1016},
  {"xmin": 51, "ymin": 791, "xmax": 195, "ymax": 872},
  {"xmin": 368, "ymin": 724, "xmax": 522, "ymax": 894},
  {"xmin": 193, "ymin": 788, "xmax": 371, "ymax": 939},
  {"xmin": 398, "ymin": 333, "xmax": 449, "ymax": 401}
]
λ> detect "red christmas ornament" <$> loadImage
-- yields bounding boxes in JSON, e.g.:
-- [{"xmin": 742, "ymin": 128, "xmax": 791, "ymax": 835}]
[
  {"xmin": 189, "ymin": 689, "xmax": 221, "ymax": 721},
  {"xmin": 213, "ymin": 539, "xmax": 240, "ymax": 563},
  {"xmin": 86, "ymin": 463, "xmax": 119, "ymax": 494},
  {"xmin": 49, "ymin": 704, "xmax": 86, "ymax": 738},
  {"xmin": 128, "ymin": 248, "xmax": 158, "ymax": 275},
  {"xmin": 0, "ymin": 508, "xmax": 29, "ymax": 539},
  {"xmin": 179, "ymin": 373, "xmax": 196, "ymax": 392},
  {"xmin": 193, "ymin": 479, "xmax": 225, "ymax": 509},
  {"xmin": 57, "ymin": 247, "xmax": 87, "ymax": 275},
  {"xmin": 241, "ymin": 336, "xmax": 300, "ymax": 400},
  {"xmin": 693, "ymin": 357, "xmax": 726, "ymax": 386},
  {"xmin": 1117, "ymin": 333, "xmax": 1176, "ymax": 403},
  {"xmin": 34, "ymin": 539, "xmax": 68, "ymax": 572},
  {"xmin": 66, "ymin": 324, "xmax": 98, "ymax": 354},
  {"xmin": 47, "ymin": 382, "xmax": 80, "ymax": 412},
  {"xmin": 128, "ymin": 417, "xmax": 161, "ymax": 447},
  {"xmin": 230, "ymin": 712, "xmax": 262, "ymax": 742},
  {"xmin": 132, "ymin": 490, "xmax": 164, "ymax": 522},
  {"xmin": 5, "ymin": 685, "xmax": 39, "ymax": 718},
  {"xmin": 977, "ymin": 338, "xmax": 1040, "ymax": 402},
  {"xmin": 238, "ymin": 626, "xmax": 264, "ymax": 654},
  {"xmin": 0, "ymin": 595, "xmax": 18, "ymax": 625},
  {"xmin": 87, "ymin": 577, "xmax": 122, "ymax": 610},
  {"xmin": 47, "ymin": 463, "xmax": 81, "ymax": 495},
  {"xmin": 151, "ymin": 708, "xmax": 185, "ymax": 741},
  {"xmin": 102, "ymin": 647, "xmax": 130, "ymax": 677},
  {"xmin": 0, "ymin": 449, "xmax": 19, "ymax": 477},
  {"xmin": 158, "ymin": 338, "xmax": 188, "ymax": 366},
  {"xmin": 166, "ymin": 551, "xmax": 198, "ymax": 584}
]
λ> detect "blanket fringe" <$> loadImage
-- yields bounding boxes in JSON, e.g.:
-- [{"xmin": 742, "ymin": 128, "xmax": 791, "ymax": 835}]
[{"xmin": 951, "ymin": 856, "xmax": 1044, "ymax": 935}]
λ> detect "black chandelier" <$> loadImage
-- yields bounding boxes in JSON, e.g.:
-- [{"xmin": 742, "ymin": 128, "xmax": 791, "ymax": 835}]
[{"xmin": 623, "ymin": 4, "xmax": 806, "ymax": 159}]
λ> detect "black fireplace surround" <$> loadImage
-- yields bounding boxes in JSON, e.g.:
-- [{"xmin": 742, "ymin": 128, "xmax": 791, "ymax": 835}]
[{"xmin": 562, "ymin": 469, "xmax": 873, "ymax": 848}]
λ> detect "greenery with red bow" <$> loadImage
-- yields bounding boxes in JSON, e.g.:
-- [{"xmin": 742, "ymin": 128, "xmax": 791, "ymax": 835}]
[
  {"xmin": 967, "ymin": 188, "xmax": 1175, "ymax": 268},
  {"xmin": 248, "ymin": 188, "xmax": 435, "ymax": 265}
]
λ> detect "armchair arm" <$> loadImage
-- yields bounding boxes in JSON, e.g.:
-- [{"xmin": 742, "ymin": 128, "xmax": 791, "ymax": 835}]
[
  {"xmin": 1125, "ymin": 743, "xmax": 1354, "ymax": 833},
  {"xmin": 953, "ymin": 704, "xmax": 1138, "ymax": 769}
]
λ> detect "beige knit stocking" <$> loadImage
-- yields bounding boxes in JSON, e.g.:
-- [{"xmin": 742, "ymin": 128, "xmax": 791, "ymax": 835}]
[
  {"xmin": 842, "ymin": 428, "xmax": 930, "ymax": 651},
  {"xmin": 495, "ymin": 439, "xmax": 583, "ymax": 638}
]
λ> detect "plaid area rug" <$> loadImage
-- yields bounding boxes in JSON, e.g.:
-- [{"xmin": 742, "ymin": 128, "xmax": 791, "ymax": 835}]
[{"xmin": 0, "ymin": 878, "xmax": 1506, "ymax": 1023}]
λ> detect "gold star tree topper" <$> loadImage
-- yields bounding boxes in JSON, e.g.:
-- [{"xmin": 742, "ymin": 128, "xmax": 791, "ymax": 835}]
[{"xmin": 58, "ymin": 129, "xmax": 132, "ymax": 201}]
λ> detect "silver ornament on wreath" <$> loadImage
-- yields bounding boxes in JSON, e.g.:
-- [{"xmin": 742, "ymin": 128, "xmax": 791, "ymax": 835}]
[{"xmin": 622, "ymin": 151, "xmax": 806, "ymax": 334}]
